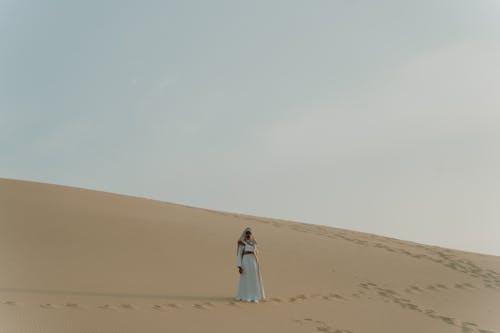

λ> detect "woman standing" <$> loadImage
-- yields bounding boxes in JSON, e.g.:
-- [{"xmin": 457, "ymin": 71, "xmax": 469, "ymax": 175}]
[{"xmin": 235, "ymin": 227, "xmax": 266, "ymax": 302}]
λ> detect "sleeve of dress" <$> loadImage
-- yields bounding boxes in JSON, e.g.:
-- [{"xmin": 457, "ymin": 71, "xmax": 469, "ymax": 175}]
[{"xmin": 237, "ymin": 244, "xmax": 243, "ymax": 267}]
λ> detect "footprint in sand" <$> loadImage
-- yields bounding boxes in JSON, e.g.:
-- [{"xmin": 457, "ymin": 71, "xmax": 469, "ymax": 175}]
[
  {"xmin": 399, "ymin": 302, "xmax": 420, "ymax": 311},
  {"xmin": 316, "ymin": 324, "xmax": 353, "ymax": 333},
  {"xmin": 293, "ymin": 318, "xmax": 353, "ymax": 333},
  {"xmin": 193, "ymin": 303, "xmax": 214, "ymax": 310},
  {"xmin": 422, "ymin": 309, "xmax": 437, "ymax": 319},
  {"xmin": 463, "ymin": 283, "xmax": 477, "ymax": 290},
  {"xmin": 118, "ymin": 303, "xmax": 137, "ymax": 310},
  {"xmin": 329, "ymin": 293, "xmax": 346, "ymax": 300},
  {"xmin": 289, "ymin": 294, "xmax": 307, "ymax": 302},
  {"xmin": 152, "ymin": 303, "xmax": 180, "ymax": 310},
  {"xmin": 65, "ymin": 303, "xmax": 85, "ymax": 309},
  {"xmin": 404, "ymin": 288, "xmax": 415, "ymax": 294},
  {"xmin": 423, "ymin": 283, "xmax": 446, "ymax": 292},
  {"xmin": 1, "ymin": 300, "xmax": 22, "ymax": 306},
  {"xmin": 322, "ymin": 293, "xmax": 347, "ymax": 300},
  {"xmin": 455, "ymin": 283, "xmax": 469, "ymax": 290},
  {"xmin": 358, "ymin": 283, "xmax": 370, "ymax": 290},
  {"xmin": 202, "ymin": 302, "xmax": 215, "ymax": 308},
  {"xmin": 40, "ymin": 303, "xmax": 58, "ymax": 309},
  {"xmin": 377, "ymin": 289, "xmax": 398, "ymax": 298},
  {"xmin": 152, "ymin": 304, "xmax": 166, "ymax": 311},
  {"xmin": 167, "ymin": 303, "xmax": 181, "ymax": 309},
  {"xmin": 98, "ymin": 304, "xmax": 118, "ymax": 310},
  {"xmin": 461, "ymin": 321, "xmax": 479, "ymax": 333},
  {"xmin": 267, "ymin": 297, "xmax": 283, "ymax": 303},
  {"xmin": 426, "ymin": 285, "xmax": 438, "ymax": 291},
  {"xmin": 409, "ymin": 285, "xmax": 423, "ymax": 293},
  {"xmin": 438, "ymin": 316, "xmax": 458, "ymax": 326}
]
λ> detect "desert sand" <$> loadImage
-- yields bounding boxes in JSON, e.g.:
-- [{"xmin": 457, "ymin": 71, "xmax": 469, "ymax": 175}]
[{"xmin": 0, "ymin": 178, "xmax": 499, "ymax": 332}]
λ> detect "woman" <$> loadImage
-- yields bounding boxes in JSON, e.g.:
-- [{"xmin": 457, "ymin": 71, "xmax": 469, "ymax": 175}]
[{"xmin": 235, "ymin": 227, "xmax": 266, "ymax": 302}]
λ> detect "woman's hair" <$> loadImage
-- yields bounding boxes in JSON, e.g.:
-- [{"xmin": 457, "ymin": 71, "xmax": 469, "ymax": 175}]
[{"xmin": 237, "ymin": 226, "xmax": 256, "ymax": 254}]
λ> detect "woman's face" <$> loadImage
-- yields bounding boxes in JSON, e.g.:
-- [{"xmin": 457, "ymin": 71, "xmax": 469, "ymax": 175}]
[{"xmin": 245, "ymin": 231, "xmax": 251, "ymax": 239}]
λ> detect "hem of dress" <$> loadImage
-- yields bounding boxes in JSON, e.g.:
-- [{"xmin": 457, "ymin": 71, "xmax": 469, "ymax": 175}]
[{"xmin": 234, "ymin": 297, "xmax": 261, "ymax": 303}]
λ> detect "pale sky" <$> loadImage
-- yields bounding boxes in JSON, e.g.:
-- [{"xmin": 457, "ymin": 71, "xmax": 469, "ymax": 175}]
[{"xmin": 1, "ymin": 1, "xmax": 500, "ymax": 255}]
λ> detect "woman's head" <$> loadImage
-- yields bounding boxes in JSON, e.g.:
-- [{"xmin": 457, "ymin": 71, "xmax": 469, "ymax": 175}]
[
  {"xmin": 245, "ymin": 228, "xmax": 252, "ymax": 239},
  {"xmin": 238, "ymin": 226, "xmax": 256, "ymax": 244},
  {"xmin": 237, "ymin": 227, "xmax": 257, "ymax": 254}
]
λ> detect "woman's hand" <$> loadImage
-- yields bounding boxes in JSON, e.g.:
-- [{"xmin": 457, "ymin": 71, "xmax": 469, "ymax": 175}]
[{"xmin": 238, "ymin": 266, "xmax": 243, "ymax": 274}]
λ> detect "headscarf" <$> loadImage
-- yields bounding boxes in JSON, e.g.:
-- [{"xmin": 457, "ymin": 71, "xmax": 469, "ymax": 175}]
[{"xmin": 236, "ymin": 226, "xmax": 257, "ymax": 254}]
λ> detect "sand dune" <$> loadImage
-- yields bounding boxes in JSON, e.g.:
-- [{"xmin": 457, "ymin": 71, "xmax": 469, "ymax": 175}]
[{"xmin": 1, "ymin": 178, "xmax": 499, "ymax": 332}]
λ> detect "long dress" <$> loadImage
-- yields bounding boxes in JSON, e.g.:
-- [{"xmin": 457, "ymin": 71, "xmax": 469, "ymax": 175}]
[{"xmin": 235, "ymin": 240, "xmax": 266, "ymax": 302}]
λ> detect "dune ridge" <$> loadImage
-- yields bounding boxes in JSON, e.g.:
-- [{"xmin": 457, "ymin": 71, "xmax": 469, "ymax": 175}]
[{"xmin": 1, "ymin": 178, "xmax": 499, "ymax": 333}]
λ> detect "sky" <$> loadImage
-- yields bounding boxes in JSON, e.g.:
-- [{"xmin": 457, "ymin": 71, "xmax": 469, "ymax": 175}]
[{"xmin": 1, "ymin": 1, "xmax": 500, "ymax": 256}]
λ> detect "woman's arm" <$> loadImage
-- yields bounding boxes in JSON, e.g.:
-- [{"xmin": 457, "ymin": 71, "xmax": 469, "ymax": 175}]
[
  {"xmin": 254, "ymin": 243, "xmax": 260, "ymax": 261},
  {"xmin": 236, "ymin": 243, "xmax": 244, "ymax": 267}
]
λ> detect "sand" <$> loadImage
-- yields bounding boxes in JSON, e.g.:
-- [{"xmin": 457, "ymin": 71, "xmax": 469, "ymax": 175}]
[{"xmin": 0, "ymin": 178, "xmax": 499, "ymax": 333}]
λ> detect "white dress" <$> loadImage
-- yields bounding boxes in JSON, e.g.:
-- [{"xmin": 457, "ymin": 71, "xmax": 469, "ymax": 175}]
[{"xmin": 235, "ymin": 240, "xmax": 266, "ymax": 302}]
